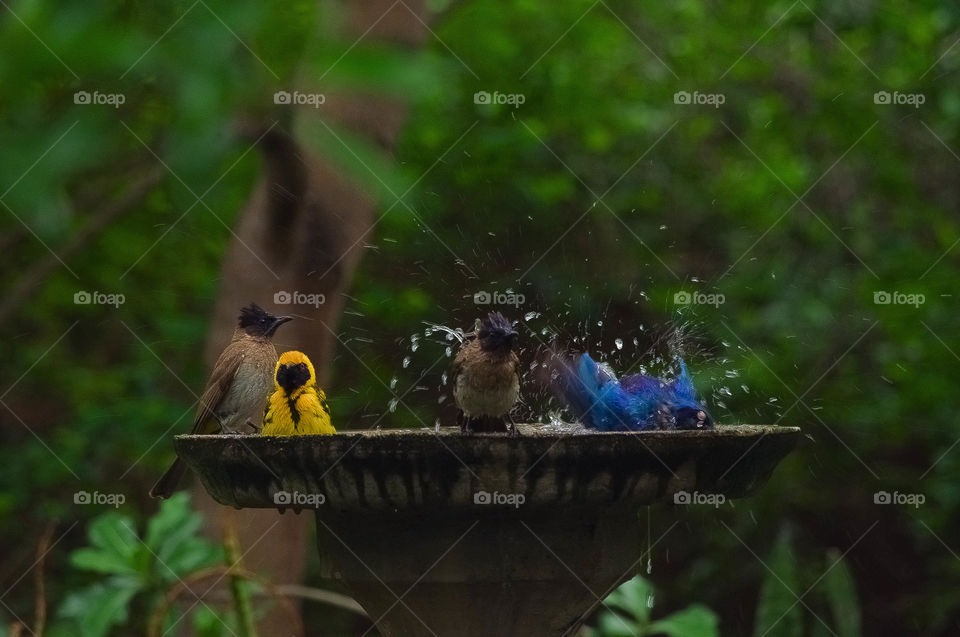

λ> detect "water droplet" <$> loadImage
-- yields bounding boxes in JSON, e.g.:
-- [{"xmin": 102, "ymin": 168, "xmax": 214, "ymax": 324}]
[
  {"xmin": 435, "ymin": 419, "xmax": 441, "ymax": 433},
  {"xmin": 441, "ymin": 372, "xmax": 448, "ymax": 385},
  {"xmin": 388, "ymin": 398, "xmax": 399, "ymax": 412},
  {"xmin": 445, "ymin": 346, "xmax": 452, "ymax": 357},
  {"xmin": 524, "ymin": 311, "xmax": 541, "ymax": 321},
  {"xmin": 659, "ymin": 224, "xmax": 667, "ymax": 230},
  {"xmin": 597, "ymin": 320, "xmax": 603, "ymax": 327},
  {"xmin": 646, "ymin": 592, "xmax": 655, "ymax": 609},
  {"xmin": 402, "ymin": 357, "xmax": 411, "ymax": 369},
  {"xmin": 614, "ymin": 338, "xmax": 623, "ymax": 350}
]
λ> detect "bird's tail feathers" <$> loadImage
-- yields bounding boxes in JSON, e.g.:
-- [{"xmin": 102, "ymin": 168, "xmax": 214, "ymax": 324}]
[
  {"xmin": 670, "ymin": 359, "xmax": 697, "ymax": 402},
  {"xmin": 149, "ymin": 458, "xmax": 187, "ymax": 499},
  {"xmin": 550, "ymin": 352, "xmax": 625, "ymax": 429}
]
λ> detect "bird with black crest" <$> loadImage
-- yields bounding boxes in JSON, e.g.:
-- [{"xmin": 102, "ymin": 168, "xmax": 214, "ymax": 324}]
[
  {"xmin": 452, "ymin": 312, "xmax": 521, "ymax": 435},
  {"xmin": 150, "ymin": 302, "xmax": 293, "ymax": 498}
]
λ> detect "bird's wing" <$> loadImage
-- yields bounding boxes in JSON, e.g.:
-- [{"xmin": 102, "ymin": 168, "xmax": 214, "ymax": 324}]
[
  {"xmin": 190, "ymin": 347, "xmax": 244, "ymax": 434},
  {"xmin": 262, "ymin": 394, "xmax": 275, "ymax": 429},
  {"xmin": 619, "ymin": 374, "xmax": 664, "ymax": 394},
  {"xmin": 670, "ymin": 360, "xmax": 697, "ymax": 402},
  {"xmin": 316, "ymin": 388, "xmax": 331, "ymax": 417},
  {"xmin": 304, "ymin": 388, "xmax": 334, "ymax": 434}
]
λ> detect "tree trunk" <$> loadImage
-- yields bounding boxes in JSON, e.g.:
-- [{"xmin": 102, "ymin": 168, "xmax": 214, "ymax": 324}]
[{"xmin": 193, "ymin": 2, "xmax": 428, "ymax": 635}]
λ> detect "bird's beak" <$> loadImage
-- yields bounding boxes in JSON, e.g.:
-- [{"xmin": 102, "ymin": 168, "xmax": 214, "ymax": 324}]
[{"xmin": 269, "ymin": 316, "xmax": 294, "ymax": 334}]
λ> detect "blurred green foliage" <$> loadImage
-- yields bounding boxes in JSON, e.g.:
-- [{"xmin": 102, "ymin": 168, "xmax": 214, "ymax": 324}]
[
  {"xmin": 1, "ymin": 0, "xmax": 959, "ymax": 634},
  {"xmin": 752, "ymin": 528, "xmax": 862, "ymax": 637},
  {"xmin": 585, "ymin": 575, "xmax": 719, "ymax": 637},
  {"xmin": 54, "ymin": 493, "xmax": 224, "ymax": 637}
]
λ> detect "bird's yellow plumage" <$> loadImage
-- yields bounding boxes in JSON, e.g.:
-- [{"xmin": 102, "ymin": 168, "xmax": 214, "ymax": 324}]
[{"xmin": 261, "ymin": 351, "xmax": 335, "ymax": 436}]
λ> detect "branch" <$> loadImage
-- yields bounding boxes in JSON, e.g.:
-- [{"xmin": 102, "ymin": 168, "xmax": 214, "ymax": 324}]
[
  {"xmin": 33, "ymin": 524, "xmax": 54, "ymax": 637},
  {"xmin": 147, "ymin": 566, "xmax": 305, "ymax": 637},
  {"xmin": 224, "ymin": 518, "xmax": 258, "ymax": 637}
]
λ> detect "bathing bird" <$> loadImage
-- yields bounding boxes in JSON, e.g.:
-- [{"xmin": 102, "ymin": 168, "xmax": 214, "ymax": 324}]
[
  {"xmin": 150, "ymin": 303, "xmax": 293, "ymax": 498},
  {"xmin": 262, "ymin": 350, "xmax": 334, "ymax": 435},
  {"xmin": 453, "ymin": 312, "xmax": 520, "ymax": 434},
  {"xmin": 552, "ymin": 352, "xmax": 712, "ymax": 431}
]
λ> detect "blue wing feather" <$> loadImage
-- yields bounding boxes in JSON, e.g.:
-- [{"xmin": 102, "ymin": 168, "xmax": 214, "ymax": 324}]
[{"xmin": 554, "ymin": 353, "xmax": 711, "ymax": 431}]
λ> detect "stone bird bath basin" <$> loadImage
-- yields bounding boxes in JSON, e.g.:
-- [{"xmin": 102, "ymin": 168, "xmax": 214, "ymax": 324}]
[{"xmin": 176, "ymin": 424, "xmax": 800, "ymax": 636}]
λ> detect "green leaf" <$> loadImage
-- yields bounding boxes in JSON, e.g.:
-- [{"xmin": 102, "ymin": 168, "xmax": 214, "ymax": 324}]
[
  {"xmin": 604, "ymin": 576, "xmax": 654, "ymax": 625},
  {"xmin": 160, "ymin": 537, "xmax": 223, "ymax": 577},
  {"xmin": 58, "ymin": 578, "xmax": 140, "ymax": 637},
  {"xmin": 69, "ymin": 547, "xmax": 140, "ymax": 576},
  {"xmin": 648, "ymin": 604, "xmax": 720, "ymax": 637},
  {"xmin": 193, "ymin": 604, "xmax": 234, "ymax": 637},
  {"xmin": 146, "ymin": 493, "xmax": 222, "ymax": 578},
  {"xmin": 597, "ymin": 611, "xmax": 641, "ymax": 637},
  {"xmin": 146, "ymin": 492, "xmax": 201, "ymax": 560},
  {"xmin": 821, "ymin": 548, "xmax": 861, "ymax": 637},
  {"xmin": 753, "ymin": 527, "xmax": 802, "ymax": 637},
  {"xmin": 71, "ymin": 513, "xmax": 143, "ymax": 576}
]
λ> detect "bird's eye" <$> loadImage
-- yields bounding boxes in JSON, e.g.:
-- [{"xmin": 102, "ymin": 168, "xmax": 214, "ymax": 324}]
[{"xmin": 697, "ymin": 411, "xmax": 706, "ymax": 420}]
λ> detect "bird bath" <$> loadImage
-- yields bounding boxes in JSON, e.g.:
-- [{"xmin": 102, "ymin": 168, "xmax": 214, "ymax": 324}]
[{"xmin": 176, "ymin": 424, "xmax": 800, "ymax": 636}]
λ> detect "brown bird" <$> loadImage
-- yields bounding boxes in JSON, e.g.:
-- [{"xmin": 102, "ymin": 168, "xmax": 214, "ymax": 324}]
[
  {"xmin": 452, "ymin": 312, "xmax": 520, "ymax": 434},
  {"xmin": 150, "ymin": 303, "xmax": 293, "ymax": 498}
]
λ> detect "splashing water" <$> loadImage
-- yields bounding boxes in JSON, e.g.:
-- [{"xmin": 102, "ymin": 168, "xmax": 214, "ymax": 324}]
[{"xmin": 383, "ymin": 309, "xmax": 771, "ymax": 429}]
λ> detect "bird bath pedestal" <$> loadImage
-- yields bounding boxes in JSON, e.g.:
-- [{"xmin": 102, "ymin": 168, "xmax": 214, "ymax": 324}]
[{"xmin": 176, "ymin": 425, "xmax": 800, "ymax": 636}]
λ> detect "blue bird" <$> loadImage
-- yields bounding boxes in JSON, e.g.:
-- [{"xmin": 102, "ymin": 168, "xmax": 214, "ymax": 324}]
[{"xmin": 553, "ymin": 352, "xmax": 713, "ymax": 431}]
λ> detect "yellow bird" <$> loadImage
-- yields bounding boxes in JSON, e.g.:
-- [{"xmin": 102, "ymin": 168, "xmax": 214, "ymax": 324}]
[{"xmin": 261, "ymin": 351, "xmax": 335, "ymax": 435}]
